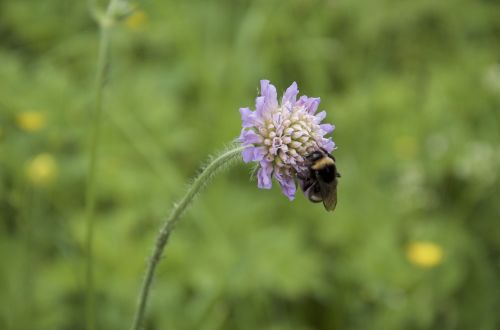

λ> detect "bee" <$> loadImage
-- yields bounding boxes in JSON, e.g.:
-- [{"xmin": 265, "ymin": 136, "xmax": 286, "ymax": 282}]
[{"xmin": 298, "ymin": 148, "xmax": 341, "ymax": 211}]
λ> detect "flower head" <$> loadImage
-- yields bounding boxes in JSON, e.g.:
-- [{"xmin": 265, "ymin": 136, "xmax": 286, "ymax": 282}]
[
  {"xmin": 26, "ymin": 153, "xmax": 58, "ymax": 186},
  {"xmin": 239, "ymin": 80, "xmax": 335, "ymax": 200},
  {"xmin": 125, "ymin": 9, "xmax": 147, "ymax": 30},
  {"xmin": 17, "ymin": 111, "xmax": 46, "ymax": 132},
  {"xmin": 406, "ymin": 241, "xmax": 444, "ymax": 268}
]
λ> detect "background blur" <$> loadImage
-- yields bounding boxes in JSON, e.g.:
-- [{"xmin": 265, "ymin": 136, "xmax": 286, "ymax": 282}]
[{"xmin": 1, "ymin": 0, "xmax": 500, "ymax": 329}]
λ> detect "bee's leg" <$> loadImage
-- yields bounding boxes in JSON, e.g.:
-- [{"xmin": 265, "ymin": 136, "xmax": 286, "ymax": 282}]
[{"xmin": 297, "ymin": 172, "xmax": 314, "ymax": 192}]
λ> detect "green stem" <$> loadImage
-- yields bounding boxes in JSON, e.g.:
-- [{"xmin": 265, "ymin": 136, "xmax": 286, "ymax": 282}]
[
  {"xmin": 85, "ymin": 1, "xmax": 119, "ymax": 330},
  {"xmin": 131, "ymin": 145, "xmax": 245, "ymax": 330}
]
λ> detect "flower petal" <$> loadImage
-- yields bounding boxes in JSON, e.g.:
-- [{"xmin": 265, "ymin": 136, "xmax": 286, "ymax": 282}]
[
  {"xmin": 240, "ymin": 107, "xmax": 261, "ymax": 128},
  {"xmin": 240, "ymin": 129, "xmax": 263, "ymax": 144},
  {"xmin": 257, "ymin": 161, "xmax": 273, "ymax": 189},
  {"xmin": 272, "ymin": 112, "xmax": 283, "ymax": 129},
  {"xmin": 255, "ymin": 96, "xmax": 265, "ymax": 116},
  {"xmin": 282, "ymin": 82, "xmax": 299, "ymax": 108},
  {"xmin": 320, "ymin": 138, "xmax": 336, "ymax": 153},
  {"xmin": 314, "ymin": 111, "xmax": 326, "ymax": 123},
  {"xmin": 305, "ymin": 97, "xmax": 320, "ymax": 114},
  {"xmin": 320, "ymin": 124, "xmax": 335, "ymax": 134},
  {"xmin": 260, "ymin": 80, "xmax": 278, "ymax": 114},
  {"xmin": 275, "ymin": 171, "xmax": 296, "ymax": 200},
  {"xmin": 296, "ymin": 95, "xmax": 308, "ymax": 108},
  {"xmin": 242, "ymin": 147, "xmax": 256, "ymax": 163},
  {"xmin": 253, "ymin": 146, "xmax": 267, "ymax": 161}
]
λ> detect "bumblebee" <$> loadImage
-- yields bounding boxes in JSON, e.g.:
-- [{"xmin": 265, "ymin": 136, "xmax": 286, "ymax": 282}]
[{"xmin": 298, "ymin": 148, "xmax": 340, "ymax": 211}]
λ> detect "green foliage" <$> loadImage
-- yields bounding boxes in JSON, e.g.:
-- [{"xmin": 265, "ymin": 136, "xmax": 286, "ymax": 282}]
[{"xmin": 1, "ymin": 0, "xmax": 499, "ymax": 329}]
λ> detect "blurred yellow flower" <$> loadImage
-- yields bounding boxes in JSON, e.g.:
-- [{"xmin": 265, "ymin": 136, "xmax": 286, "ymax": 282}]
[
  {"xmin": 406, "ymin": 241, "xmax": 444, "ymax": 268},
  {"xmin": 394, "ymin": 135, "xmax": 418, "ymax": 161},
  {"xmin": 125, "ymin": 10, "xmax": 147, "ymax": 30},
  {"xmin": 16, "ymin": 111, "xmax": 46, "ymax": 132},
  {"xmin": 26, "ymin": 153, "xmax": 58, "ymax": 186}
]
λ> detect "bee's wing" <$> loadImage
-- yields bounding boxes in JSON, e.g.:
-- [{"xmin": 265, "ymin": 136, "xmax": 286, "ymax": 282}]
[
  {"xmin": 305, "ymin": 183, "xmax": 323, "ymax": 203},
  {"xmin": 319, "ymin": 180, "xmax": 338, "ymax": 211}
]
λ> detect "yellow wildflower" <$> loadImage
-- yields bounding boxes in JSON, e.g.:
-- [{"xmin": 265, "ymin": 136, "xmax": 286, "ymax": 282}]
[
  {"xmin": 16, "ymin": 111, "xmax": 46, "ymax": 132},
  {"xmin": 406, "ymin": 241, "xmax": 444, "ymax": 268},
  {"xmin": 125, "ymin": 10, "xmax": 147, "ymax": 30},
  {"xmin": 26, "ymin": 153, "xmax": 58, "ymax": 186}
]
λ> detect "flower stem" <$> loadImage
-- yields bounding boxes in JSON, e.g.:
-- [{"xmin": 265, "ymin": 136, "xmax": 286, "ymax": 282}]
[
  {"xmin": 131, "ymin": 145, "xmax": 245, "ymax": 330},
  {"xmin": 85, "ymin": 1, "xmax": 119, "ymax": 330}
]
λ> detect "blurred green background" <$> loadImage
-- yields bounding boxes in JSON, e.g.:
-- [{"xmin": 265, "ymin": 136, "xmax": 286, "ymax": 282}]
[{"xmin": 1, "ymin": 0, "xmax": 500, "ymax": 329}]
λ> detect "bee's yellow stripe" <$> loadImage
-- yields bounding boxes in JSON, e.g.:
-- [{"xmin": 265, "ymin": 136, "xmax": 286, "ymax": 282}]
[{"xmin": 311, "ymin": 157, "xmax": 335, "ymax": 170}]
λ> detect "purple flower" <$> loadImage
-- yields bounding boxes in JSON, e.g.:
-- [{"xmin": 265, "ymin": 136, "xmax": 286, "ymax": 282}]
[{"xmin": 239, "ymin": 80, "xmax": 336, "ymax": 200}]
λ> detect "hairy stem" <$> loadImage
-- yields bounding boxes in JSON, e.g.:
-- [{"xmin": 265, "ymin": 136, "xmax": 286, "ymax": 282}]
[
  {"xmin": 131, "ymin": 145, "xmax": 245, "ymax": 330},
  {"xmin": 85, "ymin": 1, "xmax": 119, "ymax": 330}
]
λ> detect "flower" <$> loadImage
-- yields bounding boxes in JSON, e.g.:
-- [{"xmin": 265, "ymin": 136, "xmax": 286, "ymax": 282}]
[
  {"xmin": 125, "ymin": 10, "xmax": 147, "ymax": 30},
  {"xmin": 406, "ymin": 241, "xmax": 444, "ymax": 268},
  {"xmin": 26, "ymin": 153, "xmax": 58, "ymax": 186},
  {"xmin": 16, "ymin": 111, "xmax": 46, "ymax": 132},
  {"xmin": 239, "ymin": 80, "xmax": 335, "ymax": 200}
]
